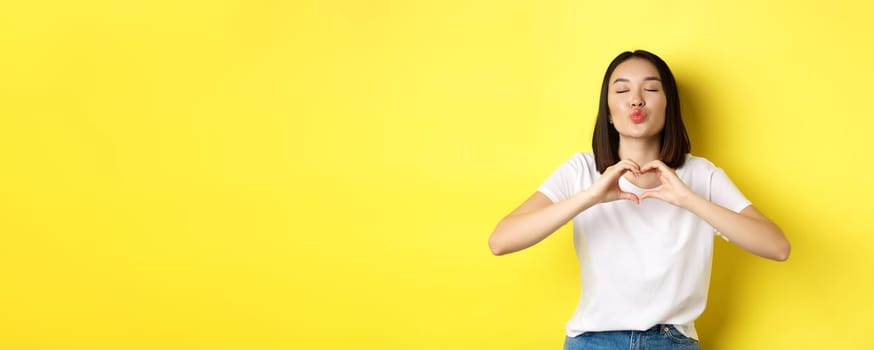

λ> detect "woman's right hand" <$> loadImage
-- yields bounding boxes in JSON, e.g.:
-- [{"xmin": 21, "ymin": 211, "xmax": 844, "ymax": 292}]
[{"xmin": 586, "ymin": 159, "xmax": 642, "ymax": 204}]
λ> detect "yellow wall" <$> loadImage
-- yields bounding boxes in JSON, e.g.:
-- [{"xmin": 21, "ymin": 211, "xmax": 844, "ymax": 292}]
[{"xmin": 1, "ymin": 0, "xmax": 871, "ymax": 348}]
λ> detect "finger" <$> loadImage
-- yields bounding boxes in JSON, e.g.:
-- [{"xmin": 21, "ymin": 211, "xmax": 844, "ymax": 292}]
[
  {"xmin": 639, "ymin": 190, "xmax": 662, "ymax": 202},
  {"xmin": 618, "ymin": 191, "xmax": 640, "ymax": 204},
  {"xmin": 642, "ymin": 162, "xmax": 679, "ymax": 182},
  {"xmin": 619, "ymin": 160, "xmax": 641, "ymax": 176},
  {"xmin": 642, "ymin": 159, "xmax": 665, "ymax": 167},
  {"xmin": 640, "ymin": 160, "xmax": 667, "ymax": 173},
  {"xmin": 608, "ymin": 162, "xmax": 638, "ymax": 178}
]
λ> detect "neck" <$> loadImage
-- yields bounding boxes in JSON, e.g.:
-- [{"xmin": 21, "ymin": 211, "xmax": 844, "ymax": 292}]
[{"xmin": 617, "ymin": 135, "xmax": 661, "ymax": 166}]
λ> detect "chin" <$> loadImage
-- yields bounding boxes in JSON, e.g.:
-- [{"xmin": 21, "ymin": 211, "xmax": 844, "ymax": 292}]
[{"xmin": 618, "ymin": 128, "xmax": 661, "ymax": 139}]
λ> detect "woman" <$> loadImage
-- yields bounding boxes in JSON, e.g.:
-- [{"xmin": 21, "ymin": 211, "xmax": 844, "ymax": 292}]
[{"xmin": 488, "ymin": 50, "xmax": 790, "ymax": 349}]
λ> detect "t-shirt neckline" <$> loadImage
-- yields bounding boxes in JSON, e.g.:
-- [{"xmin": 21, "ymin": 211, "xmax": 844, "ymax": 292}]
[{"xmin": 619, "ymin": 176, "xmax": 662, "ymax": 192}]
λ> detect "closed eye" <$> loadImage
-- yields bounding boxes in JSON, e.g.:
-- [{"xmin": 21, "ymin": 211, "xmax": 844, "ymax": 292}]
[
  {"xmin": 645, "ymin": 89, "xmax": 659, "ymax": 92},
  {"xmin": 615, "ymin": 90, "xmax": 629, "ymax": 93}
]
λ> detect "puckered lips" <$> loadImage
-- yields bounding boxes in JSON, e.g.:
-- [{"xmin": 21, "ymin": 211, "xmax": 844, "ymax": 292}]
[{"xmin": 630, "ymin": 108, "xmax": 647, "ymax": 124}]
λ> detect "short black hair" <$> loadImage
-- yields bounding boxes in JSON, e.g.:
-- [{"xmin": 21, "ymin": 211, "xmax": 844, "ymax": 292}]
[{"xmin": 591, "ymin": 50, "xmax": 690, "ymax": 173}]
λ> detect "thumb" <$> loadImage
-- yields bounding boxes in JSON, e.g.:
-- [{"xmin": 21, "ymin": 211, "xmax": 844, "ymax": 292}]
[
  {"xmin": 639, "ymin": 190, "xmax": 661, "ymax": 201},
  {"xmin": 618, "ymin": 191, "xmax": 640, "ymax": 205}
]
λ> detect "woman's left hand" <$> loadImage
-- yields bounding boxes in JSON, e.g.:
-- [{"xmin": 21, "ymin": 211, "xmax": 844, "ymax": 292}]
[{"xmin": 638, "ymin": 160, "xmax": 698, "ymax": 208}]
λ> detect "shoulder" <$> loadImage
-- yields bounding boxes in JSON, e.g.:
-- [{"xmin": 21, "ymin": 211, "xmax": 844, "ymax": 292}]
[
  {"xmin": 574, "ymin": 152, "xmax": 595, "ymax": 164},
  {"xmin": 677, "ymin": 154, "xmax": 720, "ymax": 180},
  {"xmin": 677, "ymin": 155, "xmax": 723, "ymax": 194},
  {"xmin": 680, "ymin": 154, "xmax": 718, "ymax": 172},
  {"xmin": 565, "ymin": 152, "xmax": 597, "ymax": 171},
  {"xmin": 550, "ymin": 152, "xmax": 598, "ymax": 176}
]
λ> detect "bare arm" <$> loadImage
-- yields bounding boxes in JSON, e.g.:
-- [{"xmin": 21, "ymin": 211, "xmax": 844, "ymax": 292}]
[
  {"xmin": 489, "ymin": 160, "xmax": 643, "ymax": 256},
  {"xmin": 639, "ymin": 160, "xmax": 791, "ymax": 261},
  {"xmin": 684, "ymin": 199, "xmax": 790, "ymax": 261},
  {"xmin": 488, "ymin": 191, "xmax": 596, "ymax": 256}
]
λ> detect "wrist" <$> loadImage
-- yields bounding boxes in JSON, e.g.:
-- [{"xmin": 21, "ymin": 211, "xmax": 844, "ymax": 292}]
[
  {"xmin": 678, "ymin": 191, "xmax": 704, "ymax": 210},
  {"xmin": 573, "ymin": 190, "xmax": 599, "ymax": 208}
]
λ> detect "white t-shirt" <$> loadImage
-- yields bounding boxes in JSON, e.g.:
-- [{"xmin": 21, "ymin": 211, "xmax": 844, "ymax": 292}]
[{"xmin": 537, "ymin": 152, "xmax": 751, "ymax": 340}]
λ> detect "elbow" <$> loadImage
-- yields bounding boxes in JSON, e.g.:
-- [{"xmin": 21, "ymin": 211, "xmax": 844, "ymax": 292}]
[
  {"xmin": 488, "ymin": 235, "xmax": 508, "ymax": 256},
  {"xmin": 769, "ymin": 232, "xmax": 791, "ymax": 262},
  {"xmin": 488, "ymin": 225, "xmax": 512, "ymax": 256},
  {"xmin": 490, "ymin": 245, "xmax": 505, "ymax": 256},
  {"xmin": 760, "ymin": 223, "xmax": 790, "ymax": 262},
  {"xmin": 773, "ymin": 240, "xmax": 791, "ymax": 262}
]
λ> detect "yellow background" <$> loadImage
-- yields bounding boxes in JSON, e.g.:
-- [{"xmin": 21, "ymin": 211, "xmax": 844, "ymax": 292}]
[{"xmin": 1, "ymin": 0, "xmax": 871, "ymax": 349}]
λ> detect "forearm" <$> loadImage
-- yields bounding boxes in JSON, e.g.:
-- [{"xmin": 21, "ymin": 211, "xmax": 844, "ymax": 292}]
[
  {"xmin": 682, "ymin": 194, "xmax": 790, "ymax": 261},
  {"xmin": 489, "ymin": 191, "xmax": 597, "ymax": 255}
]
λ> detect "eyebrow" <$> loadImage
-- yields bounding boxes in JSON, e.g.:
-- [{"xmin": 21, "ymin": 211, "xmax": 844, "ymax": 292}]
[{"xmin": 612, "ymin": 76, "xmax": 662, "ymax": 84}]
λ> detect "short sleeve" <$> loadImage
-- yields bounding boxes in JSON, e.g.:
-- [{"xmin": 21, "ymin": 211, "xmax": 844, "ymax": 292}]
[
  {"xmin": 537, "ymin": 155, "xmax": 581, "ymax": 203},
  {"xmin": 709, "ymin": 168, "xmax": 752, "ymax": 213}
]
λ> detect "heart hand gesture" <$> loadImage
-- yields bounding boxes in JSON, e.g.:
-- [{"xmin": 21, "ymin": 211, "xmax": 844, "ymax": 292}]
[{"xmin": 638, "ymin": 160, "xmax": 695, "ymax": 208}]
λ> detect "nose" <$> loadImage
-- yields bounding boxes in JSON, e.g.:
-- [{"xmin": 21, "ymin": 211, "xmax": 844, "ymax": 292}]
[{"xmin": 630, "ymin": 94, "xmax": 645, "ymax": 108}]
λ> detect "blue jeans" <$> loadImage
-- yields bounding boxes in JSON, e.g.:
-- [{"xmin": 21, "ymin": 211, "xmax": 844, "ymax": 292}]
[{"xmin": 564, "ymin": 324, "xmax": 700, "ymax": 350}]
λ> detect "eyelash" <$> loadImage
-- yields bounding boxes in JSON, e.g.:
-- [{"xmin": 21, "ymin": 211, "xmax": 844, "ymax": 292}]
[{"xmin": 615, "ymin": 89, "xmax": 659, "ymax": 93}]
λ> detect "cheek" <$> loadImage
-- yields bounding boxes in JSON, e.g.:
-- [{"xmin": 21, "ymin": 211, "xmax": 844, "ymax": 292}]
[
  {"xmin": 607, "ymin": 97, "xmax": 623, "ymax": 114},
  {"xmin": 649, "ymin": 96, "xmax": 667, "ymax": 112}
]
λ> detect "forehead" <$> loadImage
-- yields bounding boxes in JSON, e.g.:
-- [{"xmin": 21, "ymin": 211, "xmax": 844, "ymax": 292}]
[{"xmin": 610, "ymin": 58, "xmax": 661, "ymax": 82}]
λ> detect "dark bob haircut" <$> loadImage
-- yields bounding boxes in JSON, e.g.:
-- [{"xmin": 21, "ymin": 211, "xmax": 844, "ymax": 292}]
[{"xmin": 591, "ymin": 50, "xmax": 690, "ymax": 173}]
